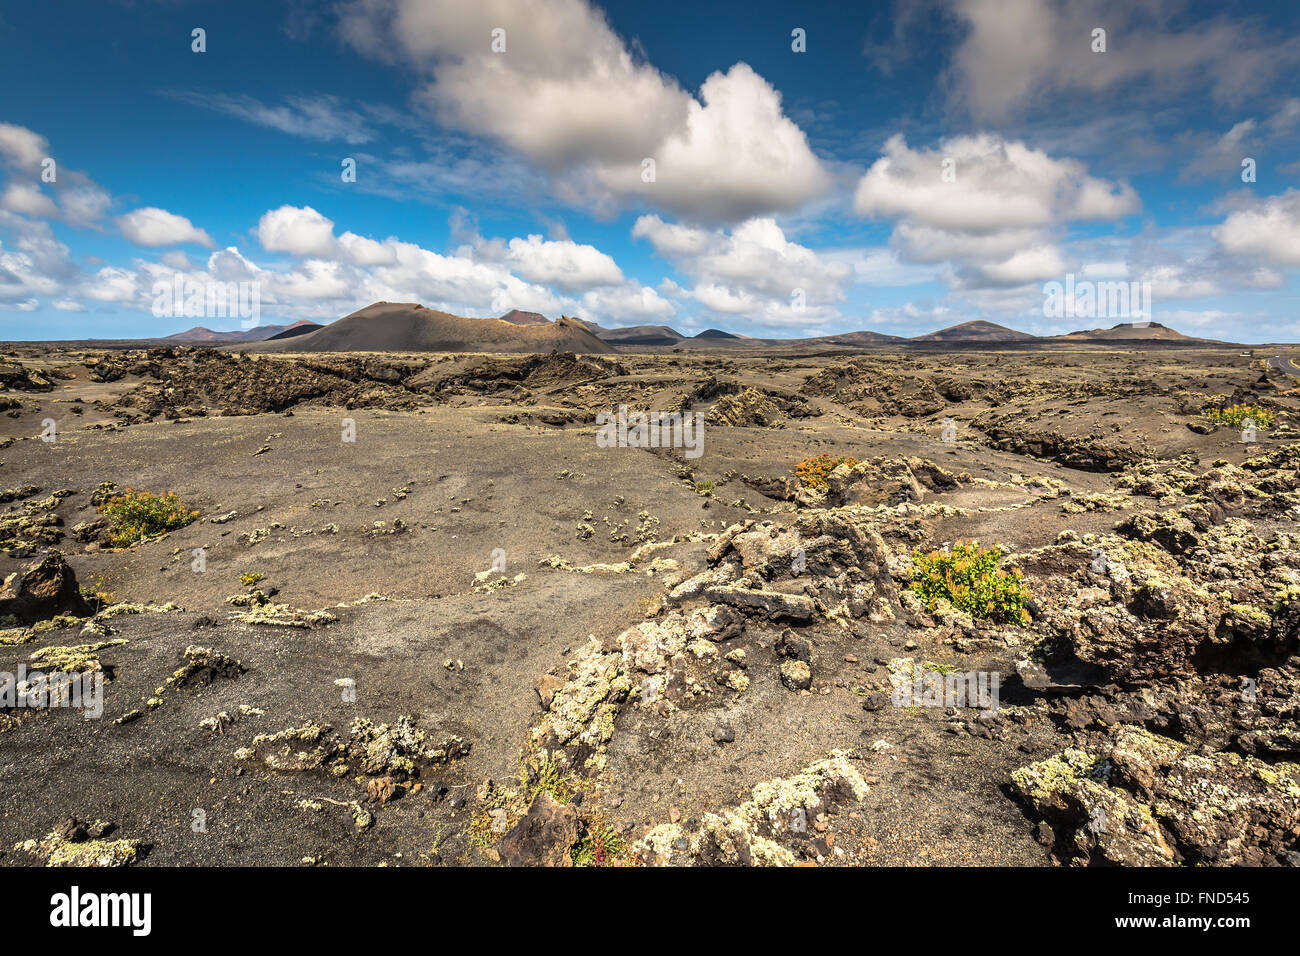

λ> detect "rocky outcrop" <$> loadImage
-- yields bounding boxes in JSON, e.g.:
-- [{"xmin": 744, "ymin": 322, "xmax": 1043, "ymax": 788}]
[
  {"xmin": 1011, "ymin": 726, "xmax": 1300, "ymax": 867},
  {"xmin": 498, "ymin": 791, "xmax": 579, "ymax": 867},
  {"xmin": 0, "ymin": 551, "xmax": 91, "ymax": 624},
  {"xmin": 633, "ymin": 751, "xmax": 868, "ymax": 866}
]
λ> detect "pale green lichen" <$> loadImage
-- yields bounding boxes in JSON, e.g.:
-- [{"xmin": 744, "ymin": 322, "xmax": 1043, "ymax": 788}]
[
  {"xmin": 15, "ymin": 826, "xmax": 140, "ymax": 867},
  {"xmin": 28, "ymin": 639, "xmax": 127, "ymax": 673},
  {"xmin": 1010, "ymin": 747, "xmax": 1106, "ymax": 800},
  {"xmin": 226, "ymin": 590, "xmax": 337, "ymax": 628},
  {"xmin": 633, "ymin": 751, "xmax": 868, "ymax": 866}
]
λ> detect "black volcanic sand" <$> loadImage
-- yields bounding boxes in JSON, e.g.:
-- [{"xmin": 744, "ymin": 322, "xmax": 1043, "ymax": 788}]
[{"xmin": 0, "ymin": 344, "xmax": 1297, "ymax": 866}]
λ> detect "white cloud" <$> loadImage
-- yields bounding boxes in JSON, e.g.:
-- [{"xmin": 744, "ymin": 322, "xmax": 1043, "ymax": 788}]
[
  {"xmin": 499, "ymin": 234, "xmax": 624, "ymax": 292},
  {"xmin": 1213, "ymin": 189, "xmax": 1300, "ymax": 266},
  {"xmin": 243, "ymin": 203, "xmax": 660, "ymax": 323},
  {"xmin": 266, "ymin": 259, "xmax": 355, "ymax": 301},
  {"xmin": 117, "ymin": 207, "xmax": 213, "ymax": 248},
  {"xmin": 0, "ymin": 219, "xmax": 75, "ymax": 308},
  {"xmin": 945, "ymin": 0, "xmax": 1300, "ymax": 122},
  {"xmin": 339, "ymin": 0, "xmax": 831, "ymax": 222},
  {"xmin": 581, "ymin": 283, "xmax": 675, "ymax": 323},
  {"xmin": 634, "ymin": 214, "xmax": 852, "ymax": 327},
  {"xmin": 338, "ymin": 231, "xmax": 395, "ymax": 266},
  {"xmin": 1138, "ymin": 263, "xmax": 1220, "ymax": 301},
  {"xmin": 165, "ymin": 91, "xmax": 379, "ymax": 144},
  {"xmin": 0, "ymin": 123, "xmax": 50, "ymax": 172},
  {"xmin": 57, "ymin": 179, "xmax": 113, "ymax": 227},
  {"xmin": 853, "ymin": 134, "xmax": 1138, "ymax": 287},
  {"xmin": 256, "ymin": 205, "xmax": 340, "ymax": 258},
  {"xmin": 855, "ymin": 134, "xmax": 1138, "ymax": 230},
  {"xmin": 1, "ymin": 182, "xmax": 58, "ymax": 219},
  {"xmin": 0, "ymin": 123, "xmax": 113, "ymax": 228},
  {"xmin": 82, "ymin": 266, "xmax": 141, "ymax": 303},
  {"xmin": 977, "ymin": 247, "xmax": 1067, "ymax": 285},
  {"xmin": 591, "ymin": 63, "xmax": 834, "ymax": 223}
]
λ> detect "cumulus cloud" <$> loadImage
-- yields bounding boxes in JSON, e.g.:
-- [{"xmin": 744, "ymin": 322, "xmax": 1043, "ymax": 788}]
[
  {"xmin": 1, "ymin": 182, "xmax": 59, "ymax": 219},
  {"xmin": 855, "ymin": 134, "xmax": 1138, "ymax": 230},
  {"xmin": 589, "ymin": 63, "xmax": 835, "ymax": 223},
  {"xmin": 256, "ymin": 204, "xmax": 639, "ymax": 312},
  {"xmin": 633, "ymin": 214, "xmax": 852, "ymax": 327},
  {"xmin": 581, "ymin": 283, "xmax": 675, "ymax": 323},
  {"xmin": 853, "ymin": 134, "xmax": 1138, "ymax": 287},
  {"xmin": 1213, "ymin": 189, "xmax": 1300, "ymax": 266},
  {"xmin": 497, "ymin": 233, "xmax": 624, "ymax": 292},
  {"xmin": 0, "ymin": 123, "xmax": 50, "ymax": 172},
  {"xmin": 0, "ymin": 214, "xmax": 79, "ymax": 309},
  {"xmin": 338, "ymin": 0, "xmax": 831, "ymax": 222},
  {"xmin": 257, "ymin": 205, "xmax": 341, "ymax": 258},
  {"xmin": 21, "ymin": 201, "xmax": 667, "ymax": 329},
  {"xmin": 117, "ymin": 207, "xmax": 213, "ymax": 248}
]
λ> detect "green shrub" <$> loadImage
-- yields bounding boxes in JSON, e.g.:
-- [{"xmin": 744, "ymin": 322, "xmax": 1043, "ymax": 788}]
[
  {"xmin": 571, "ymin": 820, "xmax": 627, "ymax": 867},
  {"xmin": 98, "ymin": 489, "xmax": 198, "ymax": 548},
  {"xmin": 238, "ymin": 572, "xmax": 265, "ymax": 588},
  {"xmin": 909, "ymin": 540, "xmax": 1030, "ymax": 625}
]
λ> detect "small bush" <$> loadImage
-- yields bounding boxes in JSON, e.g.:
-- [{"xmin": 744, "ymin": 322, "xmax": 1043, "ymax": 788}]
[
  {"xmin": 1203, "ymin": 403, "xmax": 1274, "ymax": 429},
  {"xmin": 794, "ymin": 453, "xmax": 860, "ymax": 490},
  {"xmin": 78, "ymin": 573, "xmax": 114, "ymax": 611},
  {"xmin": 694, "ymin": 480, "xmax": 715, "ymax": 495},
  {"xmin": 909, "ymin": 540, "xmax": 1030, "ymax": 625},
  {"xmin": 98, "ymin": 489, "xmax": 198, "ymax": 548},
  {"xmin": 571, "ymin": 819, "xmax": 627, "ymax": 867},
  {"xmin": 238, "ymin": 572, "xmax": 265, "ymax": 588}
]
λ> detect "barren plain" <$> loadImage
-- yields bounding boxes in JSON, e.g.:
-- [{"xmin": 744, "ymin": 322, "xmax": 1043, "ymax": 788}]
[{"xmin": 1, "ymin": 343, "xmax": 1298, "ymax": 866}]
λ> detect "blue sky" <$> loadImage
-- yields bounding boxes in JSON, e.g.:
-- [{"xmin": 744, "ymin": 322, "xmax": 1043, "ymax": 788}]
[{"xmin": 1, "ymin": 0, "xmax": 1298, "ymax": 341}]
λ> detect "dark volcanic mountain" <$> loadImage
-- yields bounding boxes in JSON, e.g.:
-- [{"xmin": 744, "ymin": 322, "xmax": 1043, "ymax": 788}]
[
  {"xmin": 598, "ymin": 325, "xmax": 686, "ymax": 346},
  {"xmin": 255, "ymin": 301, "xmax": 616, "ymax": 354},
  {"xmin": 265, "ymin": 320, "xmax": 324, "ymax": 341},
  {"xmin": 695, "ymin": 328, "xmax": 742, "ymax": 339},
  {"xmin": 164, "ymin": 319, "xmax": 323, "ymax": 344}
]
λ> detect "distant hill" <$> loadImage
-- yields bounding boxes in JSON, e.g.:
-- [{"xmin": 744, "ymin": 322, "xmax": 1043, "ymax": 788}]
[
  {"xmin": 809, "ymin": 329, "xmax": 909, "ymax": 347},
  {"xmin": 254, "ymin": 301, "xmax": 616, "ymax": 354},
  {"xmin": 911, "ymin": 320, "xmax": 1037, "ymax": 343},
  {"xmin": 1050, "ymin": 321, "xmax": 1221, "ymax": 344},
  {"xmin": 164, "ymin": 319, "xmax": 320, "ymax": 344},
  {"xmin": 194, "ymin": 306, "xmax": 1235, "ymax": 356},
  {"xmin": 265, "ymin": 320, "xmax": 323, "ymax": 341},
  {"xmin": 498, "ymin": 309, "xmax": 551, "ymax": 327},
  {"xmin": 694, "ymin": 328, "xmax": 741, "ymax": 339},
  {"xmin": 597, "ymin": 325, "xmax": 686, "ymax": 346},
  {"xmin": 163, "ymin": 326, "xmax": 232, "ymax": 343}
]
